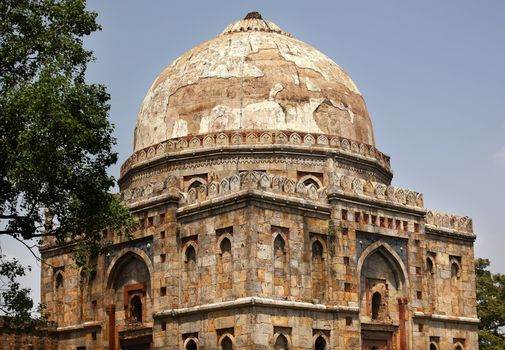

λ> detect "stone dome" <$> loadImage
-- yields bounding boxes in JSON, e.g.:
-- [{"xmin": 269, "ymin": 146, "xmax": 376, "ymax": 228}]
[{"xmin": 133, "ymin": 12, "xmax": 375, "ymax": 152}]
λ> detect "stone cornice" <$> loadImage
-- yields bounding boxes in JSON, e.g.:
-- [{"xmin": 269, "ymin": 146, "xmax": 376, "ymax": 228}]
[
  {"xmin": 119, "ymin": 130, "xmax": 392, "ymax": 184},
  {"xmin": 53, "ymin": 321, "xmax": 102, "ymax": 333},
  {"xmin": 127, "ymin": 192, "xmax": 179, "ymax": 213},
  {"xmin": 413, "ymin": 312, "xmax": 479, "ymax": 325},
  {"xmin": 329, "ymin": 191, "xmax": 426, "ymax": 217},
  {"xmin": 39, "ymin": 240, "xmax": 78, "ymax": 258},
  {"xmin": 153, "ymin": 297, "xmax": 358, "ymax": 319},
  {"xmin": 425, "ymin": 227, "xmax": 476, "ymax": 242},
  {"xmin": 176, "ymin": 189, "xmax": 331, "ymax": 223}
]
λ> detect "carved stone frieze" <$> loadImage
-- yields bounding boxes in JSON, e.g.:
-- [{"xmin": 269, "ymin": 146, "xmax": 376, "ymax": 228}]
[
  {"xmin": 425, "ymin": 211, "xmax": 473, "ymax": 235},
  {"xmin": 328, "ymin": 172, "xmax": 424, "ymax": 209},
  {"xmin": 120, "ymin": 130, "xmax": 391, "ymax": 178}
]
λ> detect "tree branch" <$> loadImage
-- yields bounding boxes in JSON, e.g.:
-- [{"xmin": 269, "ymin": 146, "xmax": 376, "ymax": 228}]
[{"xmin": 8, "ymin": 235, "xmax": 56, "ymax": 269}]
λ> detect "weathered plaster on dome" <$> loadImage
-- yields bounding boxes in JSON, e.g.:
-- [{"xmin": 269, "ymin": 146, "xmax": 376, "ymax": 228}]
[
  {"xmin": 134, "ymin": 18, "xmax": 375, "ymax": 152},
  {"xmin": 305, "ymin": 78, "xmax": 321, "ymax": 92}
]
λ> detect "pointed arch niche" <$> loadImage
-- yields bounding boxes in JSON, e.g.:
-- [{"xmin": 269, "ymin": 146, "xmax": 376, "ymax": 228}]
[
  {"xmin": 182, "ymin": 241, "xmax": 199, "ymax": 305},
  {"xmin": 272, "ymin": 226, "xmax": 289, "ymax": 297},
  {"xmin": 105, "ymin": 250, "xmax": 153, "ymax": 327},
  {"xmin": 357, "ymin": 240, "xmax": 409, "ymax": 350},
  {"xmin": 217, "ymin": 232, "xmax": 233, "ymax": 299},
  {"xmin": 311, "ymin": 238, "xmax": 326, "ymax": 301}
]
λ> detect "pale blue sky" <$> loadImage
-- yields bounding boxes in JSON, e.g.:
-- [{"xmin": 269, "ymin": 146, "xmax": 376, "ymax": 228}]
[{"xmin": 3, "ymin": 0, "xmax": 504, "ymax": 305}]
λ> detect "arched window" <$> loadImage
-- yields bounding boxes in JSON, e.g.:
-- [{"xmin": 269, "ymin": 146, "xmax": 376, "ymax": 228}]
[
  {"xmin": 130, "ymin": 295, "xmax": 142, "ymax": 323},
  {"xmin": 426, "ymin": 257, "xmax": 434, "ymax": 274},
  {"xmin": 315, "ymin": 335, "xmax": 327, "ymax": 350},
  {"xmin": 303, "ymin": 178, "xmax": 320, "ymax": 190},
  {"xmin": 220, "ymin": 237, "xmax": 232, "ymax": 255},
  {"xmin": 221, "ymin": 336, "xmax": 233, "ymax": 350},
  {"xmin": 430, "ymin": 344, "xmax": 438, "ymax": 350},
  {"xmin": 185, "ymin": 245, "xmax": 197, "ymax": 263},
  {"xmin": 218, "ymin": 236, "xmax": 233, "ymax": 295},
  {"xmin": 312, "ymin": 240, "xmax": 323, "ymax": 259},
  {"xmin": 371, "ymin": 292, "xmax": 381, "ymax": 320},
  {"xmin": 455, "ymin": 345, "xmax": 463, "ymax": 350},
  {"xmin": 186, "ymin": 339, "xmax": 198, "ymax": 350},
  {"xmin": 451, "ymin": 262, "xmax": 460, "ymax": 279},
  {"xmin": 273, "ymin": 234, "xmax": 287, "ymax": 296},
  {"xmin": 188, "ymin": 180, "xmax": 203, "ymax": 192},
  {"xmin": 275, "ymin": 334, "xmax": 288, "ymax": 349},
  {"xmin": 274, "ymin": 235, "xmax": 285, "ymax": 253},
  {"xmin": 311, "ymin": 240, "xmax": 325, "ymax": 300},
  {"xmin": 55, "ymin": 273, "xmax": 64, "ymax": 289}
]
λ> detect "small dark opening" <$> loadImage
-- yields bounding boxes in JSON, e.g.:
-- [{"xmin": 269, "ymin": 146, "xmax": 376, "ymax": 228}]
[
  {"xmin": 312, "ymin": 240, "xmax": 323, "ymax": 259},
  {"xmin": 55, "ymin": 273, "xmax": 63, "ymax": 289},
  {"xmin": 186, "ymin": 339, "xmax": 198, "ymax": 350},
  {"xmin": 371, "ymin": 292, "xmax": 381, "ymax": 320},
  {"xmin": 451, "ymin": 262, "xmax": 460, "ymax": 278},
  {"xmin": 427, "ymin": 258, "xmax": 434, "ymax": 274},
  {"xmin": 221, "ymin": 336, "xmax": 233, "ymax": 350},
  {"xmin": 274, "ymin": 235, "xmax": 285, "ymax": 253},
  {"xmin": 220, "ymin": 237, "xmax": 232, "ymax": 254},
  {"xmin": 188, "ymin": 180, "xmax": 203, "ymax": 192},
  {"xmin": 274, "ymin": 334, "xmax": 288, "ymax": 349},
  {"xmin": 430, "ymin": 344, "xmax": 438, "ymax": 350},
  {"xmin": 185, "ymin": 245, "xmax": 196, "ymax": 263},
  {"xmin": 315, "ymin": 335, "xmax": 326, "ymax": 350},
  {"xmin": 303, "ymin": 178, "xmax": 319, "ymax": 190},
  {"xmin": 130, "ymin": 295, "xmax": 142, "ymax": 323}
]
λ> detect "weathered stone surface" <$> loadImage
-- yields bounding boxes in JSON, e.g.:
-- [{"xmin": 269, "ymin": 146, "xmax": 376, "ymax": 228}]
[
  {"xmin": 133, "ymin": 15, "xmax": 374, "ymax": 152},
  {"xmin": 39, "ymin": 12, "xmax": 478, "ymax": 350}
]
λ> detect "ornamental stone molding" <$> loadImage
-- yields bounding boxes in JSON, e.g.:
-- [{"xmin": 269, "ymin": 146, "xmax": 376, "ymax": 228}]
[{"xmin": 120, "ymin": 131, "xmax": 391, "ymax": 178}]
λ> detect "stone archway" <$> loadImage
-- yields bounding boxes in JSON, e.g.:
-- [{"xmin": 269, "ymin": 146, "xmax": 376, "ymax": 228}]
[
  {"xmin": 358, "ymin": 241, "xmax": 409, "ymax": 350},
  {"xmin": 105, "ymin": 250, "xmax": 153, "ymax": 350}
]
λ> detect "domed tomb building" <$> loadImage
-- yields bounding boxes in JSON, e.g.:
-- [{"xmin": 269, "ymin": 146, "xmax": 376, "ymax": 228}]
[{"xmin": 40, "ymin": 12, "xmax": 478, "ymax": 350}]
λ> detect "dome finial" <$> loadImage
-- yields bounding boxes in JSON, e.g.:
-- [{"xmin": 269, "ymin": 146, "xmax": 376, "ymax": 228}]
[{"xmin": 244, "ymin": 11, "xmax": 262, "ymax": 20}]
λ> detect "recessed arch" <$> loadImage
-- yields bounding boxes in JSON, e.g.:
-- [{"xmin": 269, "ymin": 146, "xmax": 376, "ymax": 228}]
[
  {"xmin": 313, "ymin": 334, "xmax": 329, "ymax": 350},
  {"xmin": 55, "ymin": 272, "xmax": 64, "ymax": 289},
  {"xmin": 105, "ymin": 248, "xmax": 154, "ymax": 290},
  {"xmin": 219, "ymin": 334, "xmax": 234, "ymax": 350},
  {"xmin": 220, "ymin": 236, "xmax": 232, "ymax": 255},
  {"xmin": 274, "ymin": 234, "xmax": 286, "ymax": 253},
  {"xmin": 454, "ymin": 343, "xmax": 464, "ymax": 350},
  {"xmin": 130, "ymin": 295, "xmax": 142, "ymax": 323},
  {"xmin": 426, "ymin": 256, "xmax": 435, "ymax": 274},
  {"xmin": 187, "ymin": 177, "xmax": 207, "ymax": 191},
  {"xmin": 184, "ymin": 338, "xmax": 198, "ymax": 350},
  {"xmin": 274, "ymin": 333, "xmax": 289, "ymax": 349},
  {"xmin": 357, "ymin": 240, "xmax": 409, "ymax": 294},
  {"xmin": 451, "ymin": 261, "xmax": 461, "ymax": 279},
  {"xmin": 371, "ymin": 291, "xmax": 381, "ymax": 320},
  {"xmin": 312, "ymin": 240, "xmax": 324, "ymax": 259},
  {"xmin": 184, "ymin": 243, "xmax": 197, "ymax": 263},
  {"xmin": 430, "ymin": 342, "xmax": 439, "ymax": 350},
  {"xmin": 299, "ymin": 174, "xmax": 322, "ymax": 190}
]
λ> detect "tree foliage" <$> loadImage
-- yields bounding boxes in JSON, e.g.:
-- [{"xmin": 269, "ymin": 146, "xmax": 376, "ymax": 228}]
[
  {"xmin": 476, "ymin": 258, "xmax": 505, "ymax": 349},
  {"xmin": 0, "ymin": 0, "xmax": 133, "ymax": 321}
]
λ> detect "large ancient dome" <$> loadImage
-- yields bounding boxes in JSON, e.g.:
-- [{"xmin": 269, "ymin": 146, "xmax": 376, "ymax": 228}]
[{"xmin": 133, "ymin": 12, "xmax": 375, "ymax": 152}]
